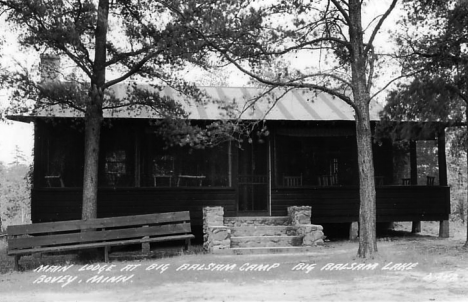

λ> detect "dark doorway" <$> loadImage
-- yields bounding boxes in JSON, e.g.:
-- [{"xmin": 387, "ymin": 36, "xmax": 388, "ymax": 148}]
[{"xmin": 237, "ymin": 138, "xmax": 269, "ymax": 215}]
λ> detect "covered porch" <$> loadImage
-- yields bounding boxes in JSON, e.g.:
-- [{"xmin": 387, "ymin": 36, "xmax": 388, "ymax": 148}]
[
  {"xmin": 10, "ymin": 86, "xmax": 450, "ymax": 240},
  {"xmin": 27, "ymin": 119, "xmax": 451, "ymax": 239}
]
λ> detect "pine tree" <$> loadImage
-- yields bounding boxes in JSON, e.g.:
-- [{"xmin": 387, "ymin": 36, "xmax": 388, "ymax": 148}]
[
  {"xmin": 9, "ymin": 145, "xmax": 27, "ymax": 166},
  {"xmin": 185, "ymin": 0, "xmax": 400, "ymax": 258},
  {"xmin": 382, "ymin": 0, "xmax": 468, "ymax": 247},
  {"xmin": 0, "ymin": 0, "xmax": 216, "ymax": 220}
]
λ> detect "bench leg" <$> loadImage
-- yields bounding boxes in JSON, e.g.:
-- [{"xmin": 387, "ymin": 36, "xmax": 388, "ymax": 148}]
[
  {"xmin": 184, "ymin": 238, "xmax": 191, "ymax": 251},
  {"xmin": 104, "ymin": 246, "xmax": 110, "ymax": 263},
  {"xmin": 142, "ymin": 236, "xmax": 150, "ymax": 254},
  {"xmin": 14, "ymin": 255, "xmax": 20, "ymax": 271}
]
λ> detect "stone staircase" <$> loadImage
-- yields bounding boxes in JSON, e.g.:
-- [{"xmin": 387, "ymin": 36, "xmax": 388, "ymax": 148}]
[{"xmin": 203, "ymin": 207, "xmax": 325, "ymax": 255}]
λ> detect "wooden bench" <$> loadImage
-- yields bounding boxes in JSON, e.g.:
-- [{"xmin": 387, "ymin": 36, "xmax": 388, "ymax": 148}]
[{"xmin": 7, "ymin": 211, "xmax": 195, "ymax": 271}]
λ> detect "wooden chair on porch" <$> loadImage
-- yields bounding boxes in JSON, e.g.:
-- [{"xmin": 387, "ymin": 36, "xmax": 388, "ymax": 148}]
[
  {"xmin": 177, "ymin": 175, "xmax": 206, "ymax": 187},
  {"xmin": 283, "ymin": 174, "xmax": 302, "ymax": 187},
  {"xmin": 318, "ymin": 175, "xmax": 328, "ymax": 186},
  {"xmin": 427, "ymin": 176, "xmax": 435, "ymax": 186},
  {"xmin": 318, "ymin": 174, "xmax": 339, "ymax": 186},
  {"xmin": 329, "ymin": 174, "xmax": 339, "ymax": 186},
  {"xmin": 153, "ymin": 174, "xmax": 173, "ymax": 187},
  {"xmin": 45, "ymin": 175, "xmax": 64, "ymax": 187}
]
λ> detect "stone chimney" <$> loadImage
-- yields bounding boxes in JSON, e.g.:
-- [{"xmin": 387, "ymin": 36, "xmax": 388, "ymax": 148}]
[{"xmin": 40, "ymin": 54, "xmax": 61, "ymax": 83}]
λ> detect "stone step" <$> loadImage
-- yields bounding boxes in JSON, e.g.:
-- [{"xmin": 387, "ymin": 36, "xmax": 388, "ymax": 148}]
[
  {"xmin": 230, "ymin": 226, "xmax": 300, "ymax": 237},
  {"xmin": 230, "ymin": 235, "xmax": 303, "ymax": 248},
  {"xmin": 224, "ymin": 216, "xmax": 290, "ymax": 227},
  {"xmin": 213, "ymin": 246, "xmax": 324, "ymax": 255}
]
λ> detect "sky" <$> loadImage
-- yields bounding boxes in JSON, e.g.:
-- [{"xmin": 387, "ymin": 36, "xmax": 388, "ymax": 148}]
[
  {"xmin": 1, "ymin": 91, "xmax": 33, "ymax": 165},
  {"xmin": 0, "ymin": 120, "xmax": 34, "ymax": 165},
  {"xmin": 0, "ymin": 13, "xmax": 35, "ymax": 165}
]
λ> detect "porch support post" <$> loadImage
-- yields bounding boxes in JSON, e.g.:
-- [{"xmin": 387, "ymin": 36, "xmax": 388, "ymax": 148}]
[
  {"xmin": 410, "ymin": 140, "xmax": 420, "ymax": 233},
  {"xmin": 409, "ymin": 140, "xmax": 417, "ymax": 185},
  {"xmin": 439, "ymin": 220, "xmax": 449, "ymax": 238},
  {"xmin": 437, "ymin": 128, "xmax": 449, "ymax": 238},
  {"xmin": 411, "ymin": 221, "xmax": 421, "ymax": 234},
  {"xmin": 437, "ymin": 129, "xmax": 448, "ymax": 186}
]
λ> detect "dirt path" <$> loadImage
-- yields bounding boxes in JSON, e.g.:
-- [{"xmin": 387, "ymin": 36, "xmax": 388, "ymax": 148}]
[
  {"xmin": 1, "ymin": 233, "xmax": 468, "ymax": 302},
  {"xmin": 2, "ymin": 266, "xmax": 468, "ymax": 302}
]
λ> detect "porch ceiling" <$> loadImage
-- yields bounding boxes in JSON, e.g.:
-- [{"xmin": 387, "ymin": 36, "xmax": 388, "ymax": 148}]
[{"xmin": 8, "ymin": 84, "xmax": 383, "ymax": 122}]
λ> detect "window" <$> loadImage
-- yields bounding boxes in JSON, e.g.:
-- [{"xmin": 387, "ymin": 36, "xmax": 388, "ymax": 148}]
[{"xmin": 141, "ymin": 134, "xmax": 231, "ymax": 187}]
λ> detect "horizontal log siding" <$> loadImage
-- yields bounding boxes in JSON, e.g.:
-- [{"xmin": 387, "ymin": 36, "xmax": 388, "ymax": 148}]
[
  {"xmin": 272, "ymin": 186, "xmax": 450, "ymax": 223},
  {"xmin": 31, "ymin": 188, "xmax": 236, "ymax": 226},
  {"xmin": 32, "ymin": 186, "xmax": 449, "ymax": 225},
  {"xmin": 376, "ymin": 186, "xmax": 450, "ymax": 222},
  {"xmin": 271, "ymin": 187, "xmax": 359, "ymax": 223}
]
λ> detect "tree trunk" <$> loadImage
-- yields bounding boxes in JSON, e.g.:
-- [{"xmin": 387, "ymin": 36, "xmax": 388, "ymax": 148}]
[
  {"xmin": 465, "ymin": 151, "xmax": 468, "ymax": 248},
  {"xmin": 464, "ymin": 107, "xmax": 468, "ymax": 249},
  {"xmin": 81, "ymin": 99, "xmax": 103, "ymax": 220},
  {"xmin": 81, "ymin": 0, "xmax": 108, "ymax": 220},
  {"xmin": 355, "ymin": 103, "xmax": 378, "ymax": 257},
  {"xmin": 349, "ymin": 0, "xmax": 378, "ymax": 257}
]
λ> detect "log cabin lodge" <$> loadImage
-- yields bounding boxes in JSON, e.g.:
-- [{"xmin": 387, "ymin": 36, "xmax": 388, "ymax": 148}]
[{"xmin": 8, "ymin": 84, "xmax": 451, "ymax": 240}]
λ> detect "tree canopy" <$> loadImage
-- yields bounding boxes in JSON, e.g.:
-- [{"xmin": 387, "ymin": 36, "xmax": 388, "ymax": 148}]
[
  {"xmin": 383, "ymin": 0, "xmax": 467, "ymax": 125},
  {"xmin": 381, "ymin": 0, "xmax": 468, "ymax": 246},
  {"xmin": 0, "ymin": 0, "xmax": 230, "ymax": 220},
  {"xmin": 180, "ymin": 0, "xmax": 400, "ymax": 258}
]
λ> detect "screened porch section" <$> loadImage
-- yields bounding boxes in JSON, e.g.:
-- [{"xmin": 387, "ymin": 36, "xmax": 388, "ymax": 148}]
[
  {"xmin": 274, "ymin": 134, "xmax": 359, "ymax": 187},
  {"xmin": 35, "ymin": 121, "xmax": 232, "ymax": 189},
  {"xmin": 35, "ymin": 120, "xmax": 446, "ymax": 191},
  {"xmin": 31, "ymin": 119, "xmax": 450, "ymax": 229}
]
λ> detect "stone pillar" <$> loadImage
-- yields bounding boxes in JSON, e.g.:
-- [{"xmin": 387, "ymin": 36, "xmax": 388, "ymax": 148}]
[
  {"xmin": 203, "ymin": 207, "xmax": 231, "ymax": 252},
  {"xmin": 288, "ymin": 206, "xmax": 324, "ymax": 246},
  {"xmin": 299, "ymin": 225, "xmax": 325, "ymax": 246},
  {"xmin": 288, "ymin": 206, "xmax": 312, "ymax": 225},
  {"xmin": 439, "ymin": 220, "xmax": 449, "ymax": 238},
  {"xmin": 203, "ymin": 206, "xmax": 224, "ymax": 229}
]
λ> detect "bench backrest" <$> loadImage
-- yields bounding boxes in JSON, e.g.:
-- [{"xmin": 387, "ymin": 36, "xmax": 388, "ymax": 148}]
[{"xmin": 8, "ymin": 211, "xmax": 192, "ymax": 251}]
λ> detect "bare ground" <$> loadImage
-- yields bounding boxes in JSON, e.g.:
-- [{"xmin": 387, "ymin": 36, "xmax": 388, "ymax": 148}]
[{"xmin": 1, "ymin": 221, "xmax": 467, "ymax": 302}]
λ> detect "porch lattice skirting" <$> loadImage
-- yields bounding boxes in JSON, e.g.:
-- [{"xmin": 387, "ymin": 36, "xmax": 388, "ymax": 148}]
[{"xmin": 203, "ymin": 206, "xmax": 325, "ymax": 255}]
